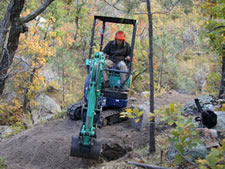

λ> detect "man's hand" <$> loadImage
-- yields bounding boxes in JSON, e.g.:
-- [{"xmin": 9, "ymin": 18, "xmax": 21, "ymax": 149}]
[
  {"xmin": 104, "ymin": 54, "xmax": 109, "ymax": 59},
  {"xmin": 125, "ymin": 56, "xmax": 131, "ymax": 61}
]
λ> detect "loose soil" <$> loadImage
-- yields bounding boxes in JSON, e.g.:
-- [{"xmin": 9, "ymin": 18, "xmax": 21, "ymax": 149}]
[{"xmin": 0, "ymin": 90, "xmax": 197, "ymax": 169}]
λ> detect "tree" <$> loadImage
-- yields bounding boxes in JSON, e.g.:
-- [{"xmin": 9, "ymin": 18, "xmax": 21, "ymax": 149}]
[
  {"xmin": 146, "ymin": 0, "xmax": 156, "ymax": 154},
  {"xmin": 0, "ymin": 0, "xmax": 55, "ymax": 95},
  {"xmin": 201, "ymin": 0, "xmax": 225, "ymax": 98}
]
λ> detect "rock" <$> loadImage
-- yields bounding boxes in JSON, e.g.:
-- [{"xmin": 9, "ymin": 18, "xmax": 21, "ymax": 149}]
[
  {"xmin": 40, "ymin": 64, "xmax": 58, "ymax": 82},
  {"xmin": 45, "ymin": 114, "xmax": 55, "ymax": 121},
  {"xmin": 191, "ymin": 143, "xmax": 209, "ymax": 159},
  {"xmin": 182, "ymin": 95, "xmax": 216, "ymax": 115},
  {"xmin": 0, "ymin": 126, "xmax": 13, "ymax": 138},
  {"xmin": 129, "ymin": 103, "xmax": 150, "ymax": 131},
  {"xmin": 197, "ymin": 128, "xmax": 219, "ymax": 148},
  {"xmin": 5, "ymin": 91, "xmax": 17, "ymax": 102},
  {"xmin": 31, "ymin": 109, "xmax": 42, "ymax": 125},
  {"xmin": 214, "ymin": 111, "xmax": 225, "ymax": 132},
  {"xmin": 36, "ymin": 94, "xmax": 61, "ymax": 114},
  {"xmin": 31, "ymin": 94, "xmax": 61, "ymax": 125},
  {"xmin": 140, "ymin": 91, "xmax": 150, "ymax": 97},
  {"xmin": 168, "ymin": 142, "xmax": 209, "ymax": 161},
  {"xmin": 40, "ymin": 64, "xmax": 60, "ymax": 90},
  {"xmin": 129, "ymin": 97, "xmax": 137, "ymax": 102}
]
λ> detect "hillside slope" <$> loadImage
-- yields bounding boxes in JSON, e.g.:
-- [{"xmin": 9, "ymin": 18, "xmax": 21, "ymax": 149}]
[{"xmin": 0, "ymin": 91, "xmax": 197, "ymax": 169}]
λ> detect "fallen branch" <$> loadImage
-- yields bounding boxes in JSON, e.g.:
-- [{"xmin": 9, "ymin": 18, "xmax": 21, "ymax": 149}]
[
  {"xmin": 208, "ymin": 25, "xmax": 225, "ymax": 33},
  {"xmin": 127, "ymin": 161, "xmax": 171, "ymax": 169}
]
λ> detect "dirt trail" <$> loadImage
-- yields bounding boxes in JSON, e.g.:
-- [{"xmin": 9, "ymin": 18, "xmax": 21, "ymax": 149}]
[{"xmin": 0, "ymin": 90, "xmax": 197, "ymax": 169}]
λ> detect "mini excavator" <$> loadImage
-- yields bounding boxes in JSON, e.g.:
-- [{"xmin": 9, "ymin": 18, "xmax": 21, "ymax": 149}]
[{"xmin": 69, "ymin": 16, "xmax": 137, "ymax": 160}]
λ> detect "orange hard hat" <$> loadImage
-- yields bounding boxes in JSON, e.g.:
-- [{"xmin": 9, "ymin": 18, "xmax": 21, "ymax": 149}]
[{"xmin": 115, "ymin": 31, "xmax": 125, "ymax": 40}]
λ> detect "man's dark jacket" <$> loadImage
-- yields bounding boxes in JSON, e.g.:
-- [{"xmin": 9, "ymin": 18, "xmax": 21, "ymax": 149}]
[{"xmin": 103, "ymin": 40, "xmax": 131, "ymax": 63}]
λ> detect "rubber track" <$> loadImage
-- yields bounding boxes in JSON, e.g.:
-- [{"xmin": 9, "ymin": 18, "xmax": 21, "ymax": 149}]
[{"xmin": 67, "ymin": 102, "xmax": 83, "ymax": 120}]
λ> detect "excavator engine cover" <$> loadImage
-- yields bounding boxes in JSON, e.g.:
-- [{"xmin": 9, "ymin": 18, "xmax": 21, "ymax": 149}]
[{"xmin": 70, "ymin": 136, "xmax": 102, "ymax": 160}]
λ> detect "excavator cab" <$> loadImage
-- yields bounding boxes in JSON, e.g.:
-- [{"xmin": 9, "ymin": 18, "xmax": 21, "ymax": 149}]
[
  {"xmin": 87, "ymin": 16, "xmax": 137, "ymax": 108},
  {"xmin": 69, "ymin": 16, "xmax": 137, "ymax": 160}
]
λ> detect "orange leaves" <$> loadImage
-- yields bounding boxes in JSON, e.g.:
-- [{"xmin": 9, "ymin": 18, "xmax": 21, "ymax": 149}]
[
  {"xmin": 57, "ymin": 23, "xmax": 75, "ymax": 48},
  {"xmin": 20, "ymin": 9, "xmax": 30, "ymax": 18},
  {"xmin": 137, "ymin": 18, "xmax": 147, "ymax": 36}
]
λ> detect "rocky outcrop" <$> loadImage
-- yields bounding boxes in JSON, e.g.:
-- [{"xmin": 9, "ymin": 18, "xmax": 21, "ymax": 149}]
[
  {"xmin": 31, "ymin": 94, "xmax": 62, "ymax": 125},
  {"xmin": 182, "ymin": 95, "xmax": 216, "ymax": 115}
]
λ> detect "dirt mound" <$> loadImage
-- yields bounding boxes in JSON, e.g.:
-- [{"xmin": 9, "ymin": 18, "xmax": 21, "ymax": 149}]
[{"xmin": 0, "ymin": 91, "xmax": 197, "ymax": 169}]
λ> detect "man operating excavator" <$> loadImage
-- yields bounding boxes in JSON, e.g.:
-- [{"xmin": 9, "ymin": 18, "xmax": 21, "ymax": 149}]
[{"xmin": 103, "ymin": 31, "xmax": 131, "ymax": 91}]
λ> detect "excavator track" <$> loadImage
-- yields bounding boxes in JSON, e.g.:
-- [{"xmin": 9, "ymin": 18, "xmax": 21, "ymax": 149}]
[
  {"xmin": 67, "ymin": 102, "xmax": 127, "ymax": 127},
  {"xmin": 67, "ymin": 102, "xmax": 83, "ymax": 120},
  {"xmin": 97, "ymin": 108, "xmax": 126, "ymax": 128}
]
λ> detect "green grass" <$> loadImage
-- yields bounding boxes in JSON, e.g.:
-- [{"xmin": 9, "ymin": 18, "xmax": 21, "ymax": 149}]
[{"xmin": 0, "ymin": 157, "xmax": 7, "ymax": 169}]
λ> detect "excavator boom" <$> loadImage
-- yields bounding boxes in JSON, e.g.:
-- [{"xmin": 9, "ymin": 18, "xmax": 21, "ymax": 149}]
[{"xmin": 70, "ymin": 52, "xmax": 105, "ymax": 160}]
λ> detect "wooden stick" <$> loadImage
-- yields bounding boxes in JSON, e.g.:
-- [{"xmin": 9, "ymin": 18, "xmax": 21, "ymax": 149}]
[{"xmin": 127, "ymin": 161, "xmax": 171, "ymax": 169}]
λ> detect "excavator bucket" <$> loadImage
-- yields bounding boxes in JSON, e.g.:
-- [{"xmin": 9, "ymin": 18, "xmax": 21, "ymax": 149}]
[{"xmin": 70, "ymin": 136, "xmax": 102, "ymax": 160}]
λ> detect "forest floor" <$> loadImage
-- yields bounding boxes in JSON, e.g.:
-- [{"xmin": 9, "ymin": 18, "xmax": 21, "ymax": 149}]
[{"xmin": 0, "ymin": 90, "xmax": 197, "ymax": 169}]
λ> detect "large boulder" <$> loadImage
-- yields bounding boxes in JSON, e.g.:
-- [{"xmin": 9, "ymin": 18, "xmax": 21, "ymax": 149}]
[
  {"xmin": 40, "ymin": 63, "xmax": 59, "ymax": 83},
  {"xmin": 31, "ymin": 94, "xmax": 61, "ymax": 125},
  {"xmin": 36, "ymin": 94, "xmax": 61, "ymax": 113},
  {"xmin": 182, "ymin": 95, "xmax": 216, "ymax": 115},
  {"xmin": 214, "ymin": 111, "xmax": 225, "ymax": 132},
  {"xmin": 128, "ymin": 102, "xmax": 151, "ymax": 131},
  {"xmin": 0, "ymin": 126, "xmax": 12, "ymax": 140}
]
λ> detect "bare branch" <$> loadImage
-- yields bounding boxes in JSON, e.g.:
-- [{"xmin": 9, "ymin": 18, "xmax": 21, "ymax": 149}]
[
  {"xmin": 20, "ymin": 0, "xmax": 55, "ymax": 24},
  {"xmin": 152, "ymin": 0, "xmax": 180, "ymax": 15},
  {"xmin": 103, "ymin": 0, "xmax": 126, "ymax": 12},
  {"xmin": 174, "ymin": 146, "xmax": 199, "ymax": 167},
  {"xmin": 132, "ymin": 67, "xmax": 147, "ymax": 82},
  {"xmin": 104, "ymin": 0, "xmax": 180, "ymax": 15},
  {"xmin": 103, "ymin": 0, "xmax": 144, "ymax": 13},
  {"xmin": 208, "ymin": 25, "xmax": 225, "ymax": 33}
]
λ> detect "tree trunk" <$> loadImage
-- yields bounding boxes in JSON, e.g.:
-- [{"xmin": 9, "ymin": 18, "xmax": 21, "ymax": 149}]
[
  {"xmin": 23, "ymin": 68, "xmax": 36, "ymax": 114},
  {"xmin": 0, "ymin": 0, "xmax": 55, "ymax": 95},
  {"xmin": 0, "ymin": 0, "xmax": 15, "ymax": 61},
  {"xmin": 146, "ymin": 0, "xmax": 155, "ymax": 153},
  {"xmin": 219, "ymin": 56, "xmax": 225, "ymax": 98},
  {"xmin": 0, "ymin": 0, "xmax": 26, "ymax": 95},
  {"xmin": 157, "ymin": 51, "xmax": 164, "ymax": 93}
]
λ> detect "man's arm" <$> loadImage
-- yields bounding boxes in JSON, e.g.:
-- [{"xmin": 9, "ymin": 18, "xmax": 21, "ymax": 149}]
[
  {"xmin": 125, "ymin": 42, "xmax": 131, "ymax": 61},
  {"xmin": 126, "ymin": 42, "xmax": 131, "ymax": 56},
  {"xmin": 103, "ymin": 41, "xmax": 111, "ymax": 56}
]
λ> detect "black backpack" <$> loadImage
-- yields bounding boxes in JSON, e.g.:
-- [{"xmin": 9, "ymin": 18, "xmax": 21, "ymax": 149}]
[{"xmin": 194, "ymin": 98, "xmax": 217, "ymax": 128}]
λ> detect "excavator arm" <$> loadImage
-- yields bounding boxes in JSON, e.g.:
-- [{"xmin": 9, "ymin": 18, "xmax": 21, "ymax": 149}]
[{"xmin": 70, "ymin": 52, "xmax": 105, "ymax": 160}]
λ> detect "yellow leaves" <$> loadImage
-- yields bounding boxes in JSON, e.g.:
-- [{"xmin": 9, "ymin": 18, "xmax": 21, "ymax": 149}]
[
  {"xmin": 148, "ymin": 112, "xmax": 155, "ymax": 121},
  {"xmin": 197, "ymin": 159, "xmax": 208, "ymax": 165},
  {"xmin": 126, "ymin": 108, "xmax": 133, "ymax": 113},
  {"xmin": 56, "ymin": 37, "xmax": 63, "ymax": 47},
  {"xmin": 170, "ymin": 103, "xmax": 175, "ymax": 113},
  {"xmin": 120, "ymin": 107, "xmax": 144, "ymax": 123},
  {"xmin": 216, "ymin": 103, "xmax": 225, "ymax": 111},
  {"xmin": 49, "ymin": 81, "xmax": 61, "ymax": 90},
  {"xmin": 0, "ymin": 98, "xmax": 23, "ymax": 125},
  {"xmin": 49, "ymin": 31, "xmax": 57, "ymax": 38},
  {"xmin": 50, "ymin": 16, "xmax": 56, "ymax": 23}
]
